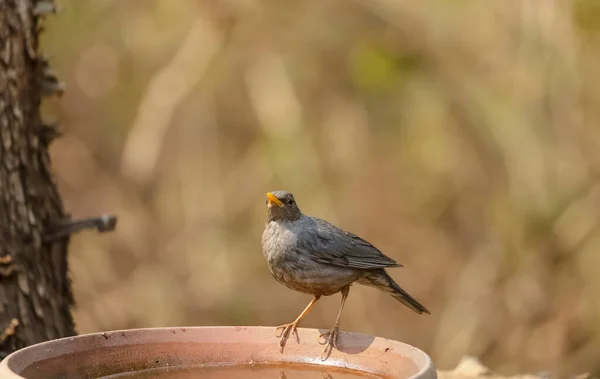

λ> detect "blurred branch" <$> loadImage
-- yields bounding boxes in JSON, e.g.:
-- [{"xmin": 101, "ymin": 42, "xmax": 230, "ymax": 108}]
[{"xmin": 120, "ymin": 17, "xmax": 224, "ymax": 185}]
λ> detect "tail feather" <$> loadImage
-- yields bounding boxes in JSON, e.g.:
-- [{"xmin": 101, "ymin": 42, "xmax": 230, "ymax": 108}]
[{"xmin": 358, "ymin": 270, "xmax": 430, "ymax": 315}]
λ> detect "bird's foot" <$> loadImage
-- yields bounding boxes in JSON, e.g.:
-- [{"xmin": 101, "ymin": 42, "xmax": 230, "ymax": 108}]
[
  {"xmin": 318, "ymin": 326, "xmax": 340, "ymax": 360},
  {"xmin": 274, "ymin": 322, "xmax": 300, "ymax": 352}
]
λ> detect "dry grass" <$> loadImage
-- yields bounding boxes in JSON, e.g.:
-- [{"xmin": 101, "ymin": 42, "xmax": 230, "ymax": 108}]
[{"xmin": 41, "ymin": 0, "xmax": 600, "ymax": 376}]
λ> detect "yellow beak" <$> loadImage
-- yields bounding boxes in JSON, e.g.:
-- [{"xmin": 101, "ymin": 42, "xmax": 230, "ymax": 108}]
[{"xmin": 266, "ymin": 192, "xmax": 283, "ymax": 207}]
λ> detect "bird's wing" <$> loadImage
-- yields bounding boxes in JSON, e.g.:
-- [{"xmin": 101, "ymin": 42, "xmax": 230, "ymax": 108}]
[{"xmin": 297, "ymin": 217, "xmax": 401, "ymax": 269}]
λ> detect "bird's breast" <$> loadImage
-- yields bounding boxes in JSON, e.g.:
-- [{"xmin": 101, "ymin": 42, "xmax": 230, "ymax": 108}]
[
  {"xmin": 261, "ymin": 221, "xmax": 360, "ymax": 296},
  {"xmin": 261, "ymin": 221, "xmax": 299, "ymax": 262}
]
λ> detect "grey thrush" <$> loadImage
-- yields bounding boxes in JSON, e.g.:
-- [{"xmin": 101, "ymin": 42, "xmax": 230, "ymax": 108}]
[{"xmin": 261, "ymin": 190, "xmax": 429, "ymax": 359}]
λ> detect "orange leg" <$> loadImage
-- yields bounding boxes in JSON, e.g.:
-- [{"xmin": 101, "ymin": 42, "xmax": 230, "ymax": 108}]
[
  {"xmin": 275, "ymin": 295, "xmax": 321, "ymax": 352},
  {"xmin": 318, "ymin": 286, "xmax": 350, "ymax": 360}
]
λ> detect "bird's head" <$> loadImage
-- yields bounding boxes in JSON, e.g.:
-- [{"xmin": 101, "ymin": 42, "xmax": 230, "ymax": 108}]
[{"xmin": 265, "ymin": 190, "xmax": 302, "ymax": 222}]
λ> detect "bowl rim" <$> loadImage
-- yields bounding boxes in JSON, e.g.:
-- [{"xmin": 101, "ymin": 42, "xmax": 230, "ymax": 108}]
[{"xmin": 0, "ymin": 326, "xmax": 437, "ymax": 379}]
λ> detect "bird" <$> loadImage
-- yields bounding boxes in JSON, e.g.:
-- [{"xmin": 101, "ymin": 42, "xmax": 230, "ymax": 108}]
[{"xmin": 261, "ymin": 190, "xmax": 429, "ymax": 359}]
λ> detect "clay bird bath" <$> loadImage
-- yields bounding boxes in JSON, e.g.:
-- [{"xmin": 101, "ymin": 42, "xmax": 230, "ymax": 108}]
[{"xmin": 0, "ymin": 326, "xmax": 436, "ymax": 378}]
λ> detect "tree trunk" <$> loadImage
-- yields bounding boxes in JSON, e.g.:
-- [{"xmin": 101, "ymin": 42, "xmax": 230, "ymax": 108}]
[{"xmin": 0, "ymin": 0, "xmax": 75, "ymax": 359}]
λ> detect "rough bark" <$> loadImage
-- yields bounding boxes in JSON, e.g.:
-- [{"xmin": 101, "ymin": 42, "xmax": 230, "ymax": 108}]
[{"xmin": 0, "ymin": 0, "xmax": 75, "ymax": 359}]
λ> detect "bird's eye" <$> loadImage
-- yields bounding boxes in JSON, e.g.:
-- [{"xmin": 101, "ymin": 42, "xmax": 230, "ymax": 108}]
[{"xmin": 287, "ymin": 198, "xmax": 294, "ymax": 206}]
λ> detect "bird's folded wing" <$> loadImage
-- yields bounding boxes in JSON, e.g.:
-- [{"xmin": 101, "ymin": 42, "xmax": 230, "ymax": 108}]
[{"xmin": 297, "ymin": 218, "xmax": 401, "ymax": 269}]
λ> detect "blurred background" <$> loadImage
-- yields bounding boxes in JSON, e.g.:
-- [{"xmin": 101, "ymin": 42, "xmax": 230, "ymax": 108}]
[{"xmin": 40, "ymin": 0, "xmax": 600, "ymax": 376}]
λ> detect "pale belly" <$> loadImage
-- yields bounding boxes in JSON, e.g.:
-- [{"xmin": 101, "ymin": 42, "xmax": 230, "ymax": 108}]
[{"xmin": 267, "ymin": 253, "xmax": 361, "ymax": 296}]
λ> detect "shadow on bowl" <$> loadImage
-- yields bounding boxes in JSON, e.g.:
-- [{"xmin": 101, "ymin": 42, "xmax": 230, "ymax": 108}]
[{"xmin": 0, "ymin": 326, "xmax": 436, "ymax": 379}]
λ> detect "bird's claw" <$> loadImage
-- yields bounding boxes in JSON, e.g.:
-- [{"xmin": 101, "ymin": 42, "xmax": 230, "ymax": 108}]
[
  {"xmin": 275, "ymin": 322, "xmax": 300, "ymax": 352},
  {"xmin": 318, "ymin": 327, "xmax": 339, "ymax": 360}
]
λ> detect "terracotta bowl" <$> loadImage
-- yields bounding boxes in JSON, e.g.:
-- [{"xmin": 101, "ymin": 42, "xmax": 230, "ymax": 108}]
[{"xmin": 0, "ymin": 326, "xmax": 436, "ymax": 379}]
